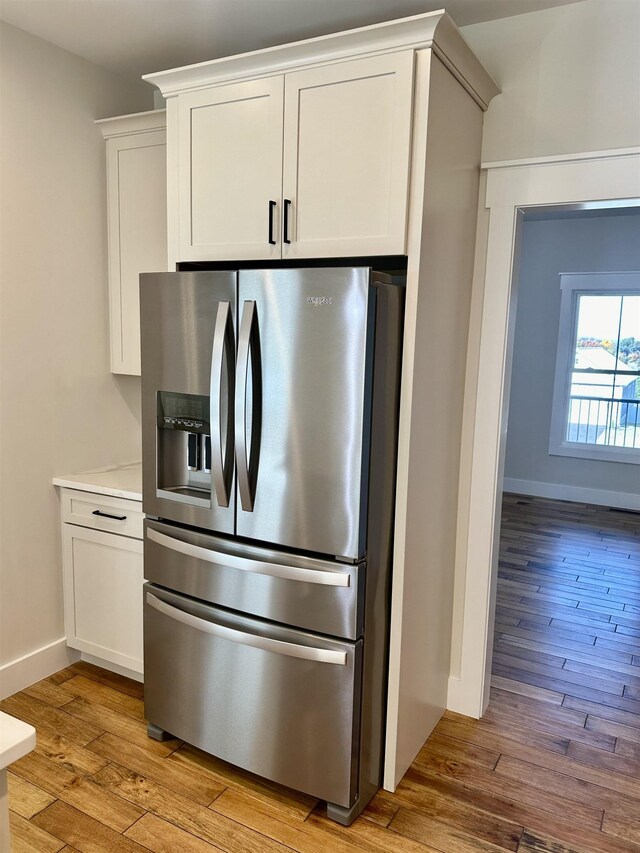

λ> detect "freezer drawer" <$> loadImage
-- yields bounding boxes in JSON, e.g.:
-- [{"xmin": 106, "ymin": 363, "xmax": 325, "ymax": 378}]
[
  {"xmin": 144, "ymin": 519, "xmax": 364, "ymax": 639},
  {"xmin": 144, "ymin": 584, "xmax": 362, "ymax": 808}
]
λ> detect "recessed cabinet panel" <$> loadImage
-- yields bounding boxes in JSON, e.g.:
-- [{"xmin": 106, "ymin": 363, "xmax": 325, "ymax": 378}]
[
  {"xmin": 114, "ymin": 140, "xmax": 167, "ymax": 374},
  {"xmin": 100, "ymin": 110, "xmax": 167, "ymax": 377},
  {"xmin": 282, "ymin": 52, "xmax": 414, "ymax": 258},
  {"xmin": 62, "ymin": 523, "xmax": 144, "ymax": 673},
  {"xmin": 179, "ymin": 77, "xmax": 284, "ymax": 261}
]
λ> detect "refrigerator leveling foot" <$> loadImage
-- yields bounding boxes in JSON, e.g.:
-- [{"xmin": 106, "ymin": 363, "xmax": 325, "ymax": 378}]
[
  {"xmin": 147, "ymin": 722, "xmax": 173, "ymax": 742},
  {"xmin": 326, "ymin": 795, "xmax": 369, "ymax": 827}
]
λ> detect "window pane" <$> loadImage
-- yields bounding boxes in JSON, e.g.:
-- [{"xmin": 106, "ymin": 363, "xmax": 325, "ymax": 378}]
[
  {"xmin": 619, "ymin": 295, "xmax": 640, "ymax": 369},
  {"xmin": 567, "ymin": 374, "xmax": 615, "ymax": 444},
  {"xmin": 575, "ymin": 294, "xmax": 622, "ymax": 357},
  {"xmin": 568, "ymin": 293, "xmax": 640, "ymax": 449}
]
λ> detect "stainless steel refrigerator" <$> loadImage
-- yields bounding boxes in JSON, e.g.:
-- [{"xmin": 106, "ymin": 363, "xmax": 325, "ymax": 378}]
[{"xmin": 140, "ymin": 266, "xmax": 404, "ymax": 825}]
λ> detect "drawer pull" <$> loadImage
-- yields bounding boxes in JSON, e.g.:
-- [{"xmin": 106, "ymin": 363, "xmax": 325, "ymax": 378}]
[
  {"xmin": 147, "ymin": 593, "xmax": 347, "ymax": 665},
  {"xmin": 92, "ymin": 509, "xmax": 127, "ymax": 521},
  {"xmin": 147, "ymin": 527, "xmax": 350, "ymax": 587}
]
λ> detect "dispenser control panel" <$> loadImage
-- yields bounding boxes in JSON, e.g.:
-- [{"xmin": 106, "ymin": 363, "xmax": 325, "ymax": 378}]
[{"xmin": 157, "ymin": 392, "xmax": 210, "ymax": 435}]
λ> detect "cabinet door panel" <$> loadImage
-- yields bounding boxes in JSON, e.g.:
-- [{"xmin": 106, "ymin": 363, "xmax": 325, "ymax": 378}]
[
  {"xmin": 282, "ymin": 52, "xmax": 414, "ymax": 258},
  {"xmin": 107, "ymin": 130, "xmax": 167, "ymax": 375},
  {"xmin": 178, "ymin": 77, "xmax": 284, "ymax": 261},
  {"xmin": 63, "ymin": 525, "xmax": 144, "ymax": 673}
]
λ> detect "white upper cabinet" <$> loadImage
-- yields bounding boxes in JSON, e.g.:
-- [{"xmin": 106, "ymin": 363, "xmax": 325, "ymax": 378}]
[
  {"xmin": 161, "ymin": 53, "xmax": 414, "ymax": 263},
  {"xmin": 282, "ymin": 53, "xmax": 414, "ymax": 258},
  {"xmin": 178, "ymin": 77, "xmax": 284, "ymax": 261},
  {"xmin": 98, "ymin": 110, "xmax": 167, "ymax": 375}
]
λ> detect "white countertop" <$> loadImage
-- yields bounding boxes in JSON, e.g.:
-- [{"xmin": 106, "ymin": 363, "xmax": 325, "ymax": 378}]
[
  {"xmin": 53, "ymin": 461, "xmax": 142, "ymax": 501},
  {"xmin": 0, "ymin": 712, "xmax": 36, "ymax": 770}
]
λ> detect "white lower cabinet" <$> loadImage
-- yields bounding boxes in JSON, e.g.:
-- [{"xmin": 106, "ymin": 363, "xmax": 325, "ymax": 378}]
[{"xmin": 61, "ymin": 489, "xmax": 144, "ymax": 675}]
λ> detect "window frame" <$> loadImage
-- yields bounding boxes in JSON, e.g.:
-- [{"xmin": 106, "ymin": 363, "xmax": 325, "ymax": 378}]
[{"xmin": 549, "ymin": 271, "xmax": 640, "ymax": 465}]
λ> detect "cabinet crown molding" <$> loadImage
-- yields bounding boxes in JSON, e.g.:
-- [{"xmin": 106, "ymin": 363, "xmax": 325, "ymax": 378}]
[
  {"xmin": 142, "ymin": 10, "xmax": 499, "ymax": 110},
  {"xmin": 96, "ymin": 108, "xmax": 166, "ymax": 139}
]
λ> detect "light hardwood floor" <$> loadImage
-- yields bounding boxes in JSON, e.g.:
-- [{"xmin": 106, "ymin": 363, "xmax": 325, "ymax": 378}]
[{"xmin": 4, "ymin": 494, "xmax": 640, "ymax": 852}]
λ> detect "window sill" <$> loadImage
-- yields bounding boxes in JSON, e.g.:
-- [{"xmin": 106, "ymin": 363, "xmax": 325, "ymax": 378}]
[{"xmin": 549, "ymin": 442, "xmax": 640, "ymax": 465}]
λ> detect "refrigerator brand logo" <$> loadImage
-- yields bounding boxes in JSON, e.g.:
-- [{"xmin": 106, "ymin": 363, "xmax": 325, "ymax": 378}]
[{"xmin": 307, "ymin": 296, "xmax": 332, "ymax": 307}]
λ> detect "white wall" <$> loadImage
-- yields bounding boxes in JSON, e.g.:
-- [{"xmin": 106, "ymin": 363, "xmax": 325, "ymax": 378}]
[
  {"xmin": 504, "ymin": 210, "xmax": 640, "ymax": 502},
  {"xmin": 0, "ymin": 22, "xmax": 152, "ymax": 689},
  {"xmin": 462, "ymin": 0, "xmax": 640, "ymax": 162},
  {"xmin": 450, "ymin": 0, "xmax": 640, "ymax": 702}
]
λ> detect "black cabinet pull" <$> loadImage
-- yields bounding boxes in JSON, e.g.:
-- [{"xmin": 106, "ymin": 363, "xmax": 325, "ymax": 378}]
[
  {"xmin": 268, "ymin": 200, "xmax": 276, "ymax": 245},
  {"xmin": 283, "ymin": 198, "xmax": 292, "ymax": 244},
  {"xmin": 92, "ymin": 509, "xmax": 127, "ymax": 521}
]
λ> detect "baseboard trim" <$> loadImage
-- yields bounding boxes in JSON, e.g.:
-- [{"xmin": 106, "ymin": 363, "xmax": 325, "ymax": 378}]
[
  {"xmin": 80, "ymin": 652, "xmax": 144, "ymax": 683},
  {"xmin": 0, "ymin": 638, "xmax": 79, "ymax": 700},
  {"xmin": 447, "ymin": 674, "xmax": 486, "ymax": 718},
  {"xmin": 503, "ymin": 478, "xmax": 640, "ymax": 512}
]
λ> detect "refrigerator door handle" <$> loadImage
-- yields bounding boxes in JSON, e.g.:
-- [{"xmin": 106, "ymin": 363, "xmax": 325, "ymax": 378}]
[
  {"xmin": 146, "ymin": 527, "xmax": 351, "ymax": 587},
  {"xmin": 210, "ymin": 301, "xmax": 235, "ymax": 507},
  {"xmin": 235, "ymin": 300, "xmax": 262, "ymax": 512},
  {"xmin": 146, "ymin": 592, "xmax": 348, "ymax": 665}
]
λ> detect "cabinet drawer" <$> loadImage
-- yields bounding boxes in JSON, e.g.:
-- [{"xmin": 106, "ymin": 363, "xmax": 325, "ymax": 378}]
[{"xmin": 61, "ymin": 489, "xmax": 143, "ymax": 539}]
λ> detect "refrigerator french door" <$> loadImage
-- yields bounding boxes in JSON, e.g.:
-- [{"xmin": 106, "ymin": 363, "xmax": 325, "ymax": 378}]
[{"xmin": 140, "ymin": 267, "xmax": 404, "ymax": 825}]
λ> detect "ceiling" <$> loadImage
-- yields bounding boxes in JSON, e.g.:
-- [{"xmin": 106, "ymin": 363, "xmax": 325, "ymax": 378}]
[{"xmin": 0, "ymin": 0, "xmax": 583, "ymax": 81}]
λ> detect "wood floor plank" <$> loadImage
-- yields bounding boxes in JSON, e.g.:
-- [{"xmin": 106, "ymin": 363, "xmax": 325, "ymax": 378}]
[
  {"xmin": 31, "ymin": 800, "xmax": 149, "ymax": 852},
  {"xmin": 22, "ymin": 679, "xmax": 75, "ymax": 708},
  {"xmin": 566, "ymin": 740, "xmax": 640, "ymax": 777},
  {"xmin": 35, "ymin": 729, "xmax": 109, "ymax": 777},
  {"xmin": 124, "ymin": 812, "xmax": 231, "ymax": 852},
  {"xmin": 499, "ymin": 633, "xmax": 631, "ymax": 667},
  {"xmin": 495, "ymin": 752, "xmax": 640, "ymax": 809},
  {"xmin": 10, "ymin": 750, "xmax": 144, "ymax": 832},
  {"xmin": 481, "ymin": 703, "xmax": 615, "ymax": 752},
  {"xmin": 492, "ymin": 663, "xmax": 629, "ymax": 703},
  {"xmin": 59, "ymin": 676, "xmax": 144, "ymax": 720},
  {"xmin": 7, "ymin": 771, "xmax": 55, "ymax": 819},
  {"xmin": 614, "ymin": 738, "xmax": 640, "ymax": 759},
  {"xmin": 434, "ymin": 713, "xmax": 570, "ymax": 757},
  {"xmin": 169, "ymin": 742, "xmax": 318, "ymax": 821},
  {"xmin": 563, "ymin": 695, "xmax": 640, "ymax": 729},
  {"xmin": 47, "ymin": 667, "xmax": 80, "ymax": 686},
  {"xmin": 601, "ymin": 812, "xmax": 640, "ymax": 847},
  {"xmin": 585, "ymin": 714, "xmax": 640, "ymax": 744},
  {"xmin": 490, "ymin": 675, "xmax": 564, "ymax": 704},
  {"xmin": 306, "ymin": 805, "xmax": 445, "ymax": 853},
  {"xmin": 210, "ymin": 788, "xmax": 417, "ymax": 853},
  {"xmin": 0, "ymin": 692, "xmax": 103, "ymax": 746},
  {"xmin": 359, "ymin": 775, "xmax": 524, "ymax": 850},
  {"xmin": 514, "ymin": 829, "xmax": 593, "ymax": 853},
  {"xmin": 93, "ymin": 762, "xmax": 287, "ymax": 853},
  {"xmin": 66, "ymin": 661, "xmax": 145, "ymax": 699},
  {"xmin": 87, "ymin": 733, "xmax": 223, "ymax": 807},
  {"xmin": 417, "ymin": 730, "xmax": 501, "ymax": 767},
  {"xmin": 9, "ymin": 809, "xmax": 66, "ymax": 853},
  {"xmin": 401, "ymin": 750, "xmax": 603, "ymax": 830},
  {"xmin": 398, "ymin": 764, "xmax": 635, "ymax": 853},
  {"xmin": 388, "ymin": 806, "xmax": 516, "ymax": 853},
  {"xmin": 488, "ymin": 688, "xmax": 587, "ymax": 726},
  {"xmin": 361, "ymin": 790, "xmax": 400, "ymax": 828},
  {"xmin": 63, "ymin": 696, "xmax": 182, "ymax": 757},
  {"xmin": 563, "ymin": 655, "xmax": 640, "ymax": 687}
]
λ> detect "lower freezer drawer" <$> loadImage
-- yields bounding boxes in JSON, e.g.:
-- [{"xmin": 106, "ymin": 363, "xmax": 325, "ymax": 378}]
[{"xmin": 143, "ymin": 584, "xmax": 362, "ymax": 808}]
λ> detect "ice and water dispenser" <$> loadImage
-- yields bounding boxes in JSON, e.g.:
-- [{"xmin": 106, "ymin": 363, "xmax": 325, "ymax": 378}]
[{"xmin": 156, "ymin": 391, "xmax": 212, "ymax": 506}]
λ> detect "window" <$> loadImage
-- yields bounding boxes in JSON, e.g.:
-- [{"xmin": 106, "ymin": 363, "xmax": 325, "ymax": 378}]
[{"xmin": 549, "ymin": 272, "xmax": 640, "ymax": 464}]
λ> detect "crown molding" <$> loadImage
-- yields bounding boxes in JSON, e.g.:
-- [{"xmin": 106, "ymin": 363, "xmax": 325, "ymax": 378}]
[{"xmin": 143, "ymin": 11, "xmax": 499, "ymax": 110}]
